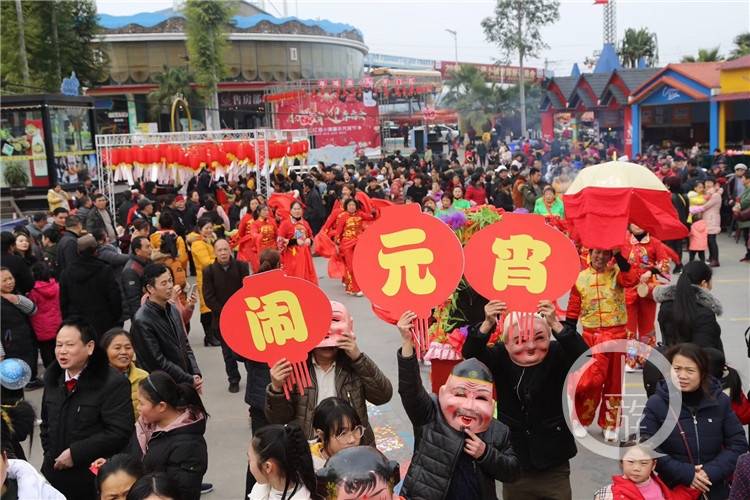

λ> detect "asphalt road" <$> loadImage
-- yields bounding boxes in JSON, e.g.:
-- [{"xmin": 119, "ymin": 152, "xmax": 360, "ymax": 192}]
[{"xmin": 24, "ymin": 233, "xmax": 749, "ymax": 500}]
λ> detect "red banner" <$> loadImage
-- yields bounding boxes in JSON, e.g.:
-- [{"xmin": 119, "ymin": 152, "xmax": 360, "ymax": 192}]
[{"xmin": 275, "ymin": 92, "xmax": 381, "ymax": 149}]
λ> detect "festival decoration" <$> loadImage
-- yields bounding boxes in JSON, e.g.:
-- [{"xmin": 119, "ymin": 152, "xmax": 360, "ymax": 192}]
[
  {"xmin": 563, "ymin": 161, "xmax": 688, "ymax": 249},
  {"xmin": 219, "ymin": 269, "xmax": 332, "ymax": 399},
  {"xmin": 353, "ymin": 204, "xmax": 464, "ymax": 358},
  {"xmin": 463, "ymin": 213, "xmax": 579, "ymax": 311},
  {"xmin": 102, "ymin": 138, "xmax": 309, "ymax": 184}
]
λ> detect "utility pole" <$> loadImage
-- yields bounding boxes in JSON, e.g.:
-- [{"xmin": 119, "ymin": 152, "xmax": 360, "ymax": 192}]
[
  {"xmin": 14, "ymin": 0, "xmax": 30, "ymax": 86},
  {"xmin": 445, "ymin": 29, "xmax": 458, "ymax": 67}
]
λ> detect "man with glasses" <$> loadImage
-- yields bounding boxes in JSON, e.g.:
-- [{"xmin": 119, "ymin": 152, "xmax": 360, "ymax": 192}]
[{"xmin": 130, "ymin": 263, "xmax": 202, "ymax": 392}]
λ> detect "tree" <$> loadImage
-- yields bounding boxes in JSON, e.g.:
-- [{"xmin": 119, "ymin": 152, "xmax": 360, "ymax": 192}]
[
  {"xmin": 147, "ymin": 66, "xmax": 201, "ymax": 124},
  {"xmin": 184, "ymin": 0, "xmax": 235, "ymax": 130},
  {"xmin": 619, "ymin": 27, "xmax": 657, "ymax": 68},
  {"xmin": 482, "ymin": 0, "xmax": 560, "ymax": 139},
  {"xmin": 443, "ymin": 65, "xmax": 497, "ymax": 133},
  {"xmin": 1, "ymin": 0, "xmax": 106, "ymax": 93},
  {"xmin": 729, "ymin": 33, "xmax": 750, "ymax": 59},
  {"xmin": 681, "ymin": 47, "xmax": 724, "ymax": 63}
]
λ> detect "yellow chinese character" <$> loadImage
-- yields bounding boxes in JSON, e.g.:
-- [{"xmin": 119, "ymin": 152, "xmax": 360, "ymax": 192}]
[
  {"xmin": 377, "ymin": 228, "xmax": 436, "ymax": 296},
  {"xmin": 244, "ymin": 290, "xmax": 308, "ymax": 351},
  {"xmin": 491, "ymin": 235, "xmax": 551, "ymax": 293}
]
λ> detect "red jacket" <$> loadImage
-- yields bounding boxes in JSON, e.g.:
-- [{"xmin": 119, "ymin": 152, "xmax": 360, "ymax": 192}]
[
  {"xmin": 28, "ymin": 279, "xmax": 62, "ymax": 342},
  {"xmin": 610, "ymin": 474, "xmax": 700, "ymax": 500},
  {"xmin": 732, "ymin": 391, "xmax": 750, "ymax": 425},
  {"xmin": 464, "ymin": 184, "xmax": 487, "ymax": 206}
]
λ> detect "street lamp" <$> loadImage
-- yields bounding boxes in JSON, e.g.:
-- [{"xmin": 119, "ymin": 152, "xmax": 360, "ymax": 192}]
[{"xmin": 445, "ymin": 29, "xmax": 458, "ymax": 66}]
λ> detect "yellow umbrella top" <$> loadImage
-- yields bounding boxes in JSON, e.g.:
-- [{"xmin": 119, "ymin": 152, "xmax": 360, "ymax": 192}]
[{"xmin": 566, "ymin": 161, "xmax": 668, "ymax": 195}]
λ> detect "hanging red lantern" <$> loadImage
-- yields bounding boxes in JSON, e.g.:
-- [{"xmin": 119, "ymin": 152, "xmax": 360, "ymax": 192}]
[
  {"xmin": 108, "ymin": 148, "xmax": 121, "ymax": 168},
  {"xmin": 134, "ymin": 146, "xmax": 147, "ymax": 167},
  {"xmin": 144, "ymin": 145, "xmax": 160, "ymax": 165},
  {"xmin": 158, "ymin": 143, "xmax": 170, "ymax": 163},
  {"xmin": 121, "ymin": 147, "xmax": 133, "ymax": 166}
]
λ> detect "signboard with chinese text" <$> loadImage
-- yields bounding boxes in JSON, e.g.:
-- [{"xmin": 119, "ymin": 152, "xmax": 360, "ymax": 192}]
[
  {"xmin": 220, "ymin": 270, "xmax": 333, "ymax": 397},
  {"xmin": 463, "ymin": 213, "xmax": 580, "ymax": 312},
  {"xmin": 275, "ymin": 92, "xmax": 381, "ymax": 149},
  {"xmin": 436, "ymin": 61, "xmax": 542, "ymax": 84},
  {"xmin": 353, "ymin": 204, "xmax": 464, "ymax": 319}
]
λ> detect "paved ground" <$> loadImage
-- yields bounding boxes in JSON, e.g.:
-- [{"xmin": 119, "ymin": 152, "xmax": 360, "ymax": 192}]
[{"xmin": 24, "ymin": 233, "xmax": 749, "ymax": 499}]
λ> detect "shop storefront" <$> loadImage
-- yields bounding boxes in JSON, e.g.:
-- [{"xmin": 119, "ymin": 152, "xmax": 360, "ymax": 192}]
[
  {"xmin": 717, "ymin": 56, "xmax": 750, "ymax": 152},
  {"xmin": 1, "ymin": 95, "xmax": 97, "ymax": 191},
  {"xmin": 629, "ymin": 62, "xmax": 721, "ymax": 154}
]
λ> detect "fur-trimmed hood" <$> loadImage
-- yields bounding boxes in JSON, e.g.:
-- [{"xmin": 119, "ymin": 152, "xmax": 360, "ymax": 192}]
[{"xmin": 653, "ymin": 284, "xmax": 723, "ymax": 316}]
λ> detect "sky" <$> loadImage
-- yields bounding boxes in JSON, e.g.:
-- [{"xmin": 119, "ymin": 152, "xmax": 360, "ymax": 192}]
[{"xmin": 96, "ymin": 0, "xmax": 750, "ymax": 75}]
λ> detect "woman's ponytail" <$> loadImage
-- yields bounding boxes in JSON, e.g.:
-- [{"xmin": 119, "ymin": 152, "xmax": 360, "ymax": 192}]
[
  {"xmin": 176, "ymin": 383, "xmax": 209, "ymax": 418},
  {"xmin": 672, "ymin": 261, "xmax": 712, "ymax": 342}
]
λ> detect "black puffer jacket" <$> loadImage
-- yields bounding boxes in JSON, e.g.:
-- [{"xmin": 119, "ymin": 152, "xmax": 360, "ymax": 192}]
[
  {"xmin": 654, "ymin": 284, "xmax": 723, "ymax": 352},
  {"xmin": 59, "ymin": 255, "xmax": 123, "ymax": 337},
  {"xmin": 462, "ymin": 322, "xmax": 588, "ymax": 472},
  {"xmin": 129, "ymin": 411, "xmax": 208, "ymax": 500},
  {"xmin": 0, "ymin": 296, "xmax": 37, "ymax": 374},
  {"xmin": 398, "ymin": 350, "xmax": 520, "ymax": 500},
  {"xmin": 40, "ymin": 350, "xmax": 133, "ymax": 500},
  {"xmin": 131, "ymin": 300, "xmax": 200, "ymax": 385}
]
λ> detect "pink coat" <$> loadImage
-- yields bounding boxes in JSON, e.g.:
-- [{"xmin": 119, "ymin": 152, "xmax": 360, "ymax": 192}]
[
  {"xmin": 700, "ymin": 187, "xmax": 723, "ymax": 235},
  {"xmin": 28, "ymin": 279, "xmax": 62, "ymax": 341},
  {"xmin": 689, "ymin": 219, "xmax": 708, "ymax": 251}
]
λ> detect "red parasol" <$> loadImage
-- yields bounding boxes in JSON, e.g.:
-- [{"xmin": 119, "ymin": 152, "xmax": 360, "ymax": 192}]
[{"xmin": 563, "ymin": 161, "xmax": 688, "ymax": 249}]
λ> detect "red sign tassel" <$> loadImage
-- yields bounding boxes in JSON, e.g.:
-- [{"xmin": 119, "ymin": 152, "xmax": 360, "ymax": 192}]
[
  {"xmin": 292, "ymin": 361, "xmax": 305, "ymax": 395},
  {"xmin": 302, "ymin": 361, "xmax": 312, "ymax": 387},
  {"xmin": 282, "ymin": 377, "xmax": 291, "ymax": 400}
]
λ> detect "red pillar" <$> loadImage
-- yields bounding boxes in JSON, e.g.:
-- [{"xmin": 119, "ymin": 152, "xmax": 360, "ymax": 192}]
[{"xmin": 541, "ymin": 109, "xmax": 554, "ymax": 140}]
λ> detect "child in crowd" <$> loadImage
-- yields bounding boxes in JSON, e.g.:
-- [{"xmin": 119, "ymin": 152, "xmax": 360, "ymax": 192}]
[
  {"xmin": 593, "ymin": 440, "xmax": 700, "ymax": 500},
  {"xmin": 28, "ymin": 262, "xmax": 61, "ymax": 368},
  {"xmin": 247, "ymin": 424, "xmax": 318, "ymax": 500},
  {"xmin": 309, "ymin": 397, "xmax": 364, "ymax": 471},
  {"xmin": 689, "ymin": 211, "xmax": 708, "ymax": 262}
]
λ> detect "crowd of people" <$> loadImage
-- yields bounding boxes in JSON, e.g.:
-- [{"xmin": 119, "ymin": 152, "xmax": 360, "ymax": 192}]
[{"xmin": 1, "ymin": 138, "xmax": 750, "ymax": 500}]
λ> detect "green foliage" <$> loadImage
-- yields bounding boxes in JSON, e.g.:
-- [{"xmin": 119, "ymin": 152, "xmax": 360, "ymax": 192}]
[
  {"xmin": 681, "ymin": 47, "xmax": 724, "ymax": 63},
  {"xmin": 184, "ymin": 0, "xmax": 235, "ymax": 98},
  {"xmin": 1, "ymin": 0, "xmax": 106, "ymax": 93},
  {"xmin": 3, "ymin": 161, "xmax": 30, "ymax": 187},
  {"xmin": 481, "ymin": 0, "xmax": 560, "ymax": 63},
  {"xmin": 443, "ymin": 65, "xmax": 542, "ymax": 134},
  {"xmin": 619, "ymin": 28, "xmax": 657, "ymax": 68},
  {"xmin": 729, "ymin": 32, "xmax": 750, "ymax": 59},
  {"xmin": 147, "ymin": 66, "xmax": 201, "ymax": 120}
]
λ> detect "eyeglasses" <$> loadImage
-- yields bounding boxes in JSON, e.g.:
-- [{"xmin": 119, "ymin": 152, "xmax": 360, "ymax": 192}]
[{"xmin": 335, "ymin": 425, "xmax": 365, "ymax": 442}]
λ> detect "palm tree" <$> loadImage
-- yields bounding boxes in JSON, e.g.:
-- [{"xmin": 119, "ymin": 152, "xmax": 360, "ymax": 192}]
[
  {"xmin": 729, "ymin": 32, "xmax": 750, "ymax": 59},
  {"xmin": 443, "ymin": 65, "xmax": 497, "ymax": 132},
  {"xmin": 619, "ymin": 28, "xmax": 657, "ymax": 68},
  {"xmin": 681, "ymin": 47, "xmax": 724, "ymax": 63},
  {"xmin": 147, "ymin": 66, "xmax": 200, "ymax": 121}
]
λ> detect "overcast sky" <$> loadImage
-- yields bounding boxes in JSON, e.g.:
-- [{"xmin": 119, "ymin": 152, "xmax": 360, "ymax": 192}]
[{"xmin": 97, "ymin": 0, "xmax": 750, "ymax": 75}]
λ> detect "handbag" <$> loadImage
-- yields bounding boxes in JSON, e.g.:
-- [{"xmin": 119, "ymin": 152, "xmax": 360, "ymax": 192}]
[{"xmin": 669, "ymin": 407, "xmax": 709, "ymax": 500}]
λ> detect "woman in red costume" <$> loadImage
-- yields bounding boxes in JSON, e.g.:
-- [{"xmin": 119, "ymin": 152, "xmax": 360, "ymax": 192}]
[
  {"xmin": 252, "ymin": 205, "xmax": 278, "ymax": 261},
  {"xmin": 233, "ymin": 197, "xmax": 260, "ymax": 271},
  {"xmin": 278, "ymin": 200, "xmax": 318, "ymax": 285},
  {"xmin": 333, "ymin": 198, "xmax": 371, "ymax": 295}
]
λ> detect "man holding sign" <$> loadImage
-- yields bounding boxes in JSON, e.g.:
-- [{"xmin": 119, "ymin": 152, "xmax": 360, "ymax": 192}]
[
  {"xmin": 396, "ymin": 309, "xmax": 520, "ymax": 500},
  {"xmin": 264, "ymin": 301, "xmax": 393, "ymax": 446},
  {"xmin": 462, "ymin": 300, "xmax": 588, "ymax": 500}
]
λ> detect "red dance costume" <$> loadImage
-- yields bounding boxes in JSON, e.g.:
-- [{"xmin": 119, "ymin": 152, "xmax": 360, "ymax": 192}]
[
  {"xmin": 278, "ymin": 217, "xmax": 318, "ymax": 285},
  {"xmin": 621, "ymin": 233, "xmax": 674, "ymax": 355},
  {"xmin": 333, "ymin": 211, "xmax": 370, "ymax": 293},
  {"xmin": 567, "ymin": 257, "xmax": 639, "ymax": 430},
  {"xmin": 235, "ymin": 213, "xmax": 259, "ymax": 271}
]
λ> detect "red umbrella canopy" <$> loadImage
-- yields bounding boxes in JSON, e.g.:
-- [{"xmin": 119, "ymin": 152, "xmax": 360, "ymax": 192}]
[{"xmin": 563, "ymin": 161, "xmax": 688, "ymax": 249}]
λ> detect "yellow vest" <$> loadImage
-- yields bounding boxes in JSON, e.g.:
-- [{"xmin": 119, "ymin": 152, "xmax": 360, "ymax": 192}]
[{"xmin": 575, "ymin": 267, "xmax": 628, "ymax": 329}]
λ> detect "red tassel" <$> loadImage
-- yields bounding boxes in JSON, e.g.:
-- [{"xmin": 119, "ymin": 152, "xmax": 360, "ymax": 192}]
[
  {"xmin": 302, "ymin": 362, "xmax": 312, "ymax": 387},
  {"xmin": 282, "ymin": 378, "xmax": 290, "ymax": 400},
  {"xmin": 292, "ymin": 362, "xmax": 304, "ymax": 395}
]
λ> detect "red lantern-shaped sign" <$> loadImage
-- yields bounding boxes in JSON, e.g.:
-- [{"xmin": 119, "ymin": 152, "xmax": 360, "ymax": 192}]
[
  {"xmin": 353, "ymin": 204, "xmax": 464, "ymax": 356},
  {"xmin": 463, "ymin": 213, "xmax": 580, "ymax": 312},
  {"xmin": 220, "ymin": 270, "xmax": 333, "ymax": 398}
]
